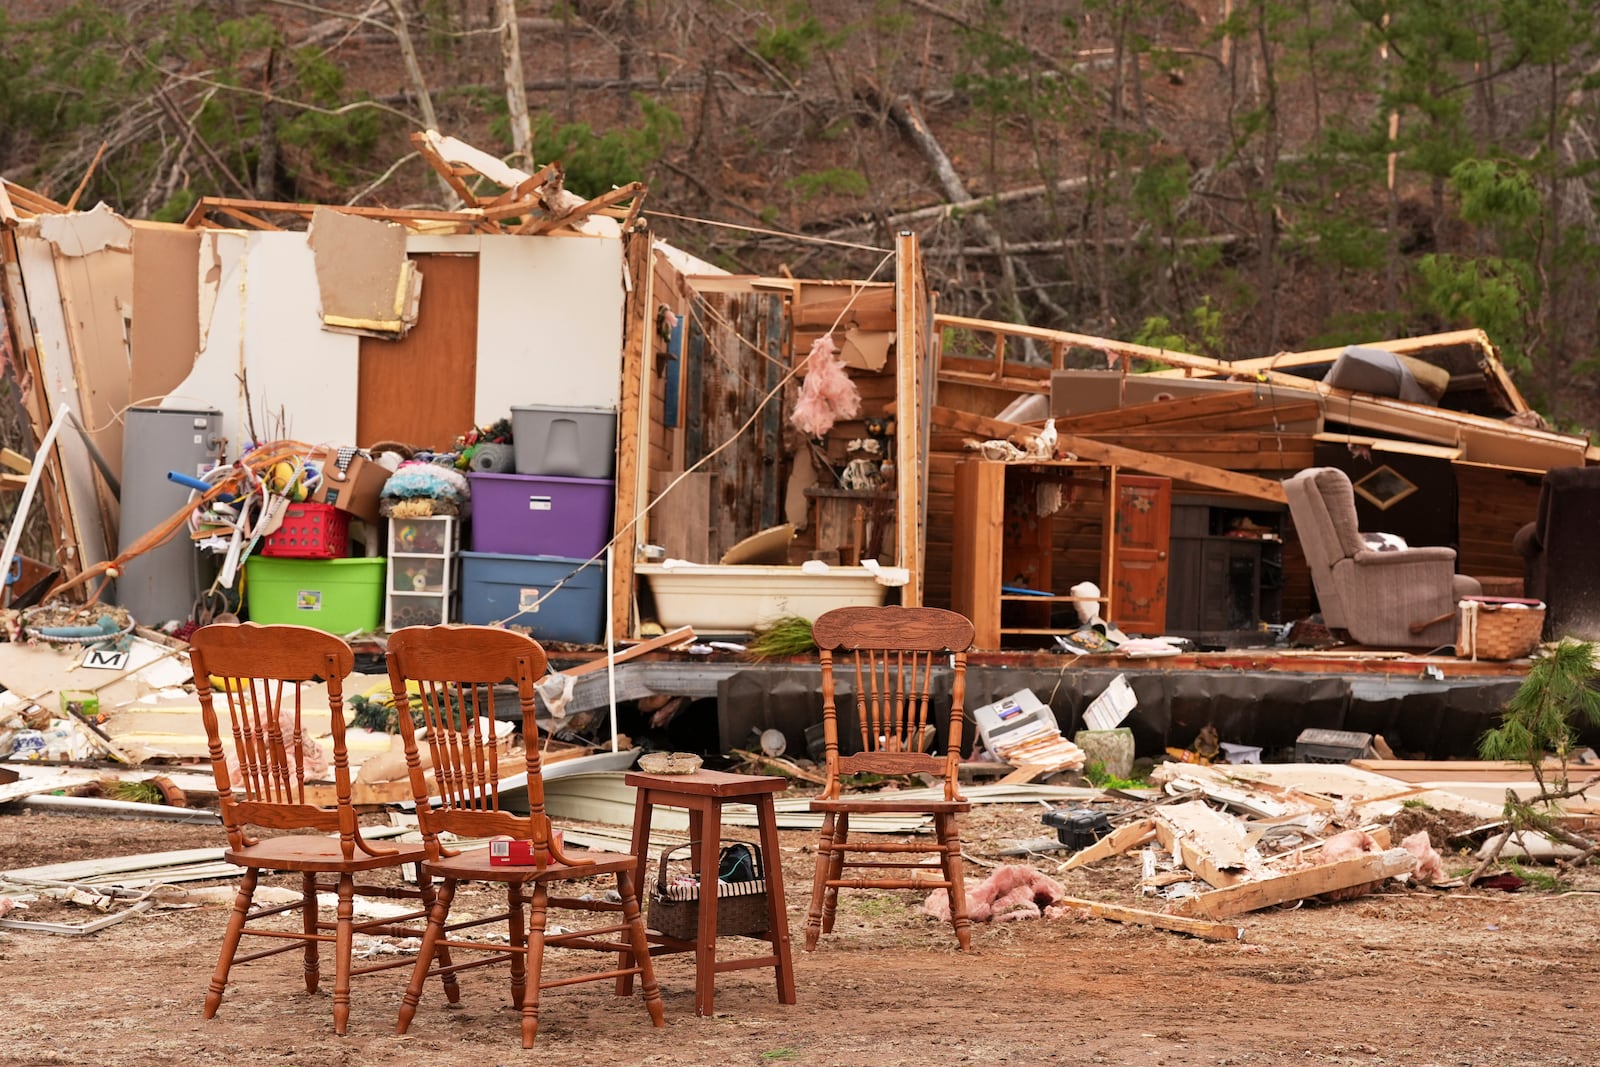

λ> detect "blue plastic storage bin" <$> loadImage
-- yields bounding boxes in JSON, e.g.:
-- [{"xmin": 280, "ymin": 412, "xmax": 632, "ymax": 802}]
[{"xmin": 459, "ymin": 551, "xmax": 606, "ymax": 645}]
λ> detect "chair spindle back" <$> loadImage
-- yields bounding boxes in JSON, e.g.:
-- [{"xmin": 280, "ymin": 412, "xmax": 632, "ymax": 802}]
[{"xmin": 811, "ymin": 606, "xmax": 975, "ymax": 801}]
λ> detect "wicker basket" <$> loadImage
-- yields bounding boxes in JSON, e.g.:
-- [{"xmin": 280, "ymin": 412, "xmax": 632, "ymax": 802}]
[
  {"xmin": 649, "ymin": 843, "xmax": 770, "ymax": 940},
  {"xmin": 1474, "ymin": 575, "xmax": 1525, "ymax": 598},
  {"xmin": 1457, "ymin": 598, "xmax": 1545, "ymax": 661}
]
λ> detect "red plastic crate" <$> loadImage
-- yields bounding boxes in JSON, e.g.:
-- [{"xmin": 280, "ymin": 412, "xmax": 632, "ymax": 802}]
[{"xmin": 261, "ymin": 502, "xmax": 351, "ymax": 559}]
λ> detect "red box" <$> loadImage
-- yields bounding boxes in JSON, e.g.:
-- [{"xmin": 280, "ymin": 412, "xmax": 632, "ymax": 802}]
[
  {"xmin": 488, "ymin": 831, "xmax": 563, "ymax": 866},
  {"xmin": 261, "ymin": 502, "xmax": 351, "ymax": 559}
]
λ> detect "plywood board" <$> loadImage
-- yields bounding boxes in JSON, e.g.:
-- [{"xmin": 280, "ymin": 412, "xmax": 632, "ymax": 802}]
[
  {"xmin": 170, "ymin": 231, "xmax": 359, "ymax": 450},
  {"xmin": 649, "ymin": 470, "xmax": 711, "ymax": 562},
  {"xmin": 130, "ymin": 225, "xmax": 202, "ymax": 403},
  {"xmin": 52, "ymin": 239, "xmax": 133, "ymax": 487},
  {"xmin": 15, "ymin": 234, "xmax": 110, "ymax": 569},
  {"xmin": 474, "ymin": 232, "xmax": 624, "ymax": 417},
  {"xmin": 356, "ymin": 252, "xmax": 478, "ymax": 449}
]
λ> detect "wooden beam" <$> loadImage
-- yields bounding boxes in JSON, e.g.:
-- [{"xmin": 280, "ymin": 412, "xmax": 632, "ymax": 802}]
[
  {"xmin": 409, "ymin": 130, "xmax": 484, "ymax": 208},
  {"xmin": 928, "ymin": 405, "xmax": 1289, "ymax": 504},
  {"xmin": 1055, "ymin": 389, "xmax": 1260, "ymax": 433},
  {"xmin": 896, "ymin": 231, "xmax": 929, "ymax": 606},
  {"xmin": 613, "ymin": 225, "xmax": 651, "ymax": 637},
  {"xmin": 1055, "ymin": 894, "xmax": 1244, "ymax": 942},
  {"xmin": 183, "ymin": 197, "xmax": 486, "ymax": 231},
  {"xmin": 936, "ymin": 312, "xmax": 1190, "ymax": 369},
  {"xmin": 1170, "ymin": 847, "xmax": 1416, "ymax": 919},
  {"xmin": 1056, "ymin": 818, "xmax": 1157, "ymax": 871},
  {"xmin": 518, "ymin": 182, "xmax": 645, "ymax": 236},
  {"xmin": 1092, "ymin": 432, "xmax": 1312, "ymax": 454},
  {"xmin": 0, "ymin": 448, "xmax": 31, "ymax": 474},
  {"xmin": 557, "ymin": 625, "xmax": 696, "ymax": 678}
]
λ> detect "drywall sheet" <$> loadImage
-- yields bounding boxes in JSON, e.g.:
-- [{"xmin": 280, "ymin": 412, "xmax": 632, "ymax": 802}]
[
  {"xmin": 51, "ymin": 238, "xmax": 133, "ymax": 484},
  {"xmin": 129, "ymin": 225, "xmax": 201, "ymax": 403},
  {"xmin": 168, "ymin": 231, "xmax": 357, "ymax": 453},
  {"xmin": 14, "ymin": 234, "xmax": 111, "ymax": 569},
  {"xmin": 307, "ymin": 207, "xmax": 420, "ymax": 336},
  {"xmin": 475, "ymin": 233, "xmax": 624, "ymax": 417}
]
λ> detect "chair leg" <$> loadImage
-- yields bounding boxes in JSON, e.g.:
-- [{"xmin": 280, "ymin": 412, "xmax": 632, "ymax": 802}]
[
  {"xmin": 204, "ymin": 866, "xmax": 259, "ymax": 1019},
  {"xmin": 617, "ymin": 869, "xmax": 665, "ymax": 1028},
  {"xmin": 821, "ymin": 813, "xmax": 849, "ymax": 934},
  {"xmin": 301, "ymin": 871, "xmax": 321, "ymax": 993},
  {"xmin": 936, "ymin": 813, "xmax": 972, "ymax": 951},
  {"xmin": 415, "ymin": 865, "xmax": 460, "ymax": 1005},
  {"xmin": 520, "ymin": 883, "xmax": 548, "ymax": 1049},
  {"xmin": 507, "ymin": 881, "xmax": 528, "ymax": 1010},
  {"xmin": 804, "ymin": 811, "xmax": 837, "ymax": 951},
  {"xmin": 332, "ymin": 872, "xmax": 356, "ymax": 1036},
  {"xmin": 397, "ymin": 877, "xmax": 456, "ymax": 1035}
]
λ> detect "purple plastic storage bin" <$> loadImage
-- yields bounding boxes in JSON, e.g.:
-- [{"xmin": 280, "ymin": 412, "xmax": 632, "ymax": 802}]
[{"xmin": 467, "ymin": 472, "xmax": 615, "ymax": 558}]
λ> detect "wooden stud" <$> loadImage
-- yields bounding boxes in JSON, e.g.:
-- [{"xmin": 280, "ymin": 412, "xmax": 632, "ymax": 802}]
[
  {"xmin": 1056, "ymin": 818, "xmax": 1157, "ymax": 872},
  {"xmin": 1170, "ymin": 848, "xmax": 1416, "ymax": 919},
  {"xmin": 1054, "ymin": 894, "xmax": 1243, "ymax": 942}
]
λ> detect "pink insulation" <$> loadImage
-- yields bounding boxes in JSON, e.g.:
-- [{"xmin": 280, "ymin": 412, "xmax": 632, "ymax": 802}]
[
  {"xmin": 921, "ymin": 863, "xmax": 1066, "ymax": 923},
  {"xmin": 1401, "ymin": 830, "xmax": 1447, "ymax": 884},
  {"xmin": 789, "ymin": 334, "xmax": 861, "ymax": 437}
]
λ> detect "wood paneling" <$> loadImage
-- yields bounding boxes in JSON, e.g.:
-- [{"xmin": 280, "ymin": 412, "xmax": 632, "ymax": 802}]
[{"xmin": 357, "ymin": 253, "xmax": 477, "ymax": 450}]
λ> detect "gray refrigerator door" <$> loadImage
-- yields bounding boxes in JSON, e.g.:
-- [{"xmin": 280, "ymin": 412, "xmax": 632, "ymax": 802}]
[{"xmin": 117, "ymin": 406, "xmax": 222, "ymax": 626}]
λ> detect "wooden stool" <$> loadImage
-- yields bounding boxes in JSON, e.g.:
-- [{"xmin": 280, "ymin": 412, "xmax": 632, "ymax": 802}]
[{"xmin": 622, "ymin": 769, "xmax": 797, "ymax": 1016}]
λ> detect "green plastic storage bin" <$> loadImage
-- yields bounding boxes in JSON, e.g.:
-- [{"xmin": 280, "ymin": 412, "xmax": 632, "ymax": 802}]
[{"xmin": 245, "ymin": 557, "xmax": 386, "ymax": 634}]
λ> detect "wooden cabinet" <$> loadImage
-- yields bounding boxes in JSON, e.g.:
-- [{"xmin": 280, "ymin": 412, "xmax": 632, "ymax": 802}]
[
  {"xmin": 1165, "ymin": 495, "xmax": 1284, "ymax": 646},
  {"xmin": 951, "ymin": 460, "xmax": 1118, "ymax": 650}
]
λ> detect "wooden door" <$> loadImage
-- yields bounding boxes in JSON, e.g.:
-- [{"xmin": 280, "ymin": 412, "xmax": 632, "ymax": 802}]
[
  {"xmin": 1111, "ymin": 474, "xmax": 1171, "ymax": 634},
  {"xmin": 356, "ymin": 253, "xmax": 478, "ymax": 450}
]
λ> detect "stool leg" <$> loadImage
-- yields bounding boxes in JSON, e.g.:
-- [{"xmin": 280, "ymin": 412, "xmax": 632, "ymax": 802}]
[
  {"xmin": 693, "ymin": 801, "xmax": 723, "ymax": 1016},
  {"xmin": 821, "ymin": 812, "xmax": 848, "ymax": 934},
  {"xmin": 804, "ymin": 812, "xmax": 836, "ymax": 951},
  {"xmin": 755, "ymin": 793, "xmax": 796, "ymax": 1003}
]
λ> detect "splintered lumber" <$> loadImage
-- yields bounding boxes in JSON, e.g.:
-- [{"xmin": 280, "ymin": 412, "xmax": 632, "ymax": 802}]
[
  {"xmin": 1154, "ymin": 801, "xmax": 1267, "ymax": 889},
  {"xmin": 1057, "ymin": 818, "xmax": 1157, "ymax": 871},
  {"xmin": 1170, "ymin": 848, "xmax": 1416, "ymax": 919},
  {"xmin": 927, "ymin": 405, "xmax": 1288, "ymax": 504},
  {"xmin": 1056, "ymin": 895, "xmax": 1243, "ymax": 942}
]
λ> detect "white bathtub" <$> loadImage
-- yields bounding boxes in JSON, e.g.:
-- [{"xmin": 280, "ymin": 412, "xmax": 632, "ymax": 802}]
[{"xmin": 635, "ymin": 563, "xmax": 889, "ymax": 632}]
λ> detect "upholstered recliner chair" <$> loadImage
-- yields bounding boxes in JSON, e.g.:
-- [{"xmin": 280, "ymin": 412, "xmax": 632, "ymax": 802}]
[
  {"xmin": 1283, "ymin": 467, "xmax": 1480, "ymax": 649},
  {"xmin": 1513, "ymin": 466, "xmax": 1600, "ymax": 641}
]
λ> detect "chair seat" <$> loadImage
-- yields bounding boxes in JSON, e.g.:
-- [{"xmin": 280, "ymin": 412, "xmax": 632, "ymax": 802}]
[
  {"xmin": 225, "ymin": 835, "xmax": 430, "ymax": 873},
  {"xmin": 423, "ymin": 845, "xmax": 638, "ymax": 883},
  {"xmin": 809, "ymin": 798, "xmax": 971, "ymax": 815}
]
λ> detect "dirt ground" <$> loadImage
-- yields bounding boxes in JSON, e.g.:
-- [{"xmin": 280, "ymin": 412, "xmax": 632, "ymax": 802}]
[{"xmin": 1, "ymin": 802, "xmax": 1597, "ymax": 1067}]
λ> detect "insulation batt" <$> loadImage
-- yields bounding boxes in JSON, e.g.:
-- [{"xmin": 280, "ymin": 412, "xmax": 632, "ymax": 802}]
[
  {"xmin": 224, "ymin": 705, "xmax": 328, "ymax": 784},
  {"xmin": 921, "ymin": 863, "xmax": 1065, "ymax": 923},
  {"xmin": 789, "ymin": 334, "xmax": 860, "ymax": 437},
  {"xmin": 1312, "ymin": 830, "xmax": 1383, "ymax": 902},
  {"xmin": 1401, "ymin": 830, "xmax": 1447, "ymax": 884}
]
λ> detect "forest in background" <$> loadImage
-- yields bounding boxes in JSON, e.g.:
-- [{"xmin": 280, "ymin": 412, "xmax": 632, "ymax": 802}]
[{"xmin": 3, "ymin": 0, "xmax": 1600, "ymax": 433}]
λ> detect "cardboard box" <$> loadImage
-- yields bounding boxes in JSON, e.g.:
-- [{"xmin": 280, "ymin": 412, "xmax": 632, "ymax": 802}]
[
  {"xmin": 488, "ymin": 830, "xmax": 563, "ymax": 866},
  {"xmin": 309, "ymin": 448, "xmax": 390, "ymax": 524}
]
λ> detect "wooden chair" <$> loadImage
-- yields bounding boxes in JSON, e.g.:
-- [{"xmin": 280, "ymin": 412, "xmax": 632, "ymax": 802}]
[
  {"xmin": 803, "ymin": 605, "xmax": 976, "ymax": 951},
  {"xmin": 190, "ymin": 622, "xmax": 455, "ymax": 1035},
  {"xmin": 386, "ymin": 625, "xmax": 664, "ymax": 1048}
]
